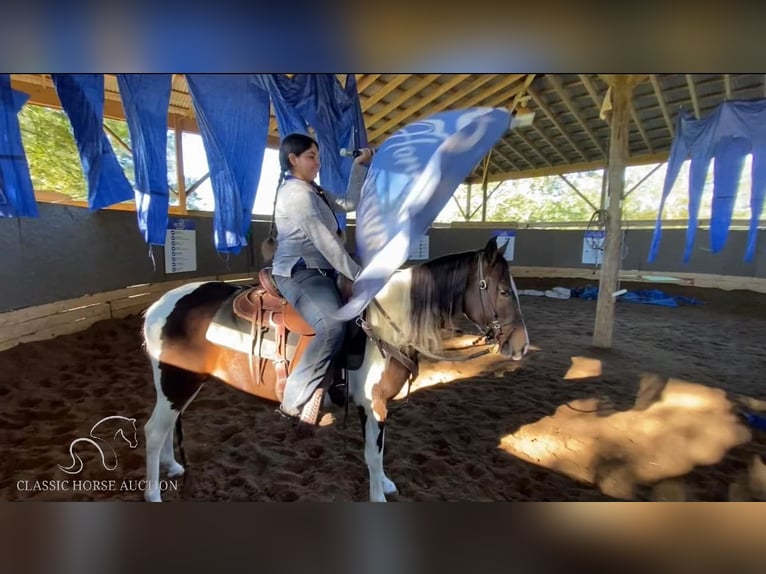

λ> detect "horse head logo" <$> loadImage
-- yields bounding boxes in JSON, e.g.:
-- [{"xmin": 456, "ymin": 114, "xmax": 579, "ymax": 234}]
[{"xmin": 58, "ymin": 415, "xmax": 139, "ymax": 475}]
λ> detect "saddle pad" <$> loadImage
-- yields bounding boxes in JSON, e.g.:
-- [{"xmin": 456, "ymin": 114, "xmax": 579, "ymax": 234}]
[{"xmin": 206, "ymin": 290, "xmax": 300, "ymax": 360}]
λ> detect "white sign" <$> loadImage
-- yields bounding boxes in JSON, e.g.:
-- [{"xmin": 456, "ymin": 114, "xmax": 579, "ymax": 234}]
[
  {"xmin": 493, "ymin": 230, "xmax": 516, "ymax": 261},
  {"xmin": 582, "ymin": 230, "xmax": 605, "ymax": 264},
  {"xmin": 408, "ymin": 234, "xmax": 430, "ymax": 260},
  {"xmin": 165, "ymin": 219, "xmax": 197, "ymax": 273}
]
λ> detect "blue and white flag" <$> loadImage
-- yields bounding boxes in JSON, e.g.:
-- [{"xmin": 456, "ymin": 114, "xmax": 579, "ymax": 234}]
[{"xmin": 334, "ymin": 107, "xmax": 512, "ymax": 321}]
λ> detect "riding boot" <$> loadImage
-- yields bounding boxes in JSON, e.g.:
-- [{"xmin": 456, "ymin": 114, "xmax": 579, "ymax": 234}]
[{"xmin": 297, "ymin": 387, "xmax": 335, "ymax": 435}]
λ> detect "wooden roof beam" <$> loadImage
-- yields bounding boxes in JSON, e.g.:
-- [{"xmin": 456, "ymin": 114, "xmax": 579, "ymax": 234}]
[
  {"xmin": 365, "ymin": 74, "xmax": 440, "ymax": 126},
  {"xmin": 488, "ymin": 146, "xmax": 520, "ymax": 171},
  {"xmin": 527, "ymin": 86, "xmax": 589, "ymax": 161},
  {"xmin": 501, "ymin": 140, "xmax": 536, "ymax": 169},
  {"xmin": 459, "ymin": 74, "xmax": 525, "ymax": 108},
  {"xmin": 356, "ymin": 74, "xmax": 381, "ymax": 94},
  {"xmin": 686, "ymin": 74, "xmax": 701, "ymax": 119},
  {"xmin": 629, "ymin": 101, "xmax": 653, "ymax": 153},
  {"xmin": 578, "ymin": 74, "xmax": 602, "ymax": 110},
  {"xmin": 466, "ymin": 151, "xmax": 669, "ymax": 184},
  {"xmin": 361, "ymin": 75, "xmax": 409, "ymax": 112},
  {"xmin": 724, "ymin": 74, "xmax": 732, "ymax": 99},
  {"xmin": 530, "ymin": 125, "xmax": 568, "ymax": 163},
  {"xmin": 650, "ymin": 74, "xmax": 674, "ymax": 138},
  {"xmin": 547, "ymin": 75, "xmax": 606, "ymax": 156},
  {"xmin": 366, "ymin": 74, "xmax": 473, "ymax": 142},
  {"xmin": 513, "ymin": 130, "xmax": 553, "ymax": 167},
  {"xmin": 484, "ymin": 74, "xmax": 536, "ymax": 108}
]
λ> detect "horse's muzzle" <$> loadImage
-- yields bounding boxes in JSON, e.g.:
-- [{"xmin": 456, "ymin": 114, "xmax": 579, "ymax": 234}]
[{"xmin": 499, "ymin": 321, "xmax": 528, "ymax": 361}]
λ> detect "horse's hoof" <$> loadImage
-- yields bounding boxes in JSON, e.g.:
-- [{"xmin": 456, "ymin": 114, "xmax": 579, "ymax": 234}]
[
  {"xmin": 165, "ymin": 462, "xmax": 185, "ymax": 478},
  {"xmin": 144, "ymin": 491, "xmax": 162, "ymax": 503},
  {"xmin": 382, "ymin": 477, "xmax": 398, "ymax": 495}
]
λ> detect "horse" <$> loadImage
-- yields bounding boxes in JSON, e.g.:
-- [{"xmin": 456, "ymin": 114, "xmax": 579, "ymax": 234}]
[
  {"xmin": 141, "ymin": 236, "xmax": 528, "ymax": 502},
  {"xmin": 59, "ymin": 415, "xmax": 139, "ymax": 475}
]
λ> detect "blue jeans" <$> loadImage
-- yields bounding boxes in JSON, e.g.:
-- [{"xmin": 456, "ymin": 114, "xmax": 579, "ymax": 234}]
[{"xmin": 273, "ymin": 267, "xmax": 346, "ymax": 415}]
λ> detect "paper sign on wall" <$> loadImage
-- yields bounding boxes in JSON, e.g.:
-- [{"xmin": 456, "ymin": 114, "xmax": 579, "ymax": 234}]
[
  {"xmin": 408, "ymin": 234, "xmax": 430, "ymax": 260},
  {"xmin": 165, "ymin": 219, "xmax": 197, "ymax": 273},
  {"xmin": 582, "ymin": 230, "xmax": 605, "ymax": 264},
  {"xmin": 492, "ymin": 230, "xmax": 516, "ymax": 261}
]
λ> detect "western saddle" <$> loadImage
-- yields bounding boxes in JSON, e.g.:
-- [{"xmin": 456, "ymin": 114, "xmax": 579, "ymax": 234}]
[{"xmin": 232, "ymin": 267, "xmax": 314, "ymax": 401}]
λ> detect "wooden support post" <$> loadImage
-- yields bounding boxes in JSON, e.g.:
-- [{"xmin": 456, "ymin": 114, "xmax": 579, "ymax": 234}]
[
  {"xmin": 174, "ymin": 116, "xmax": 187, "ymax": 214},
  {"xmin": 593, "ymin": 76, "xmax": 637, "ymax": 348},
  {"xmin": 466, "ymin": 182, "xmax": 472, "ymax": 222},
  {"xmin": 480, "ymin": 153, "xmax": 491, "ymax": 222}
]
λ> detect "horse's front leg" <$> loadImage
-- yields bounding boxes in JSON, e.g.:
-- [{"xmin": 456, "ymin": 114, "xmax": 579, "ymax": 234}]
[{"xmin": 357, "ymin": 355, "xmax": 411, "ymax": 502}]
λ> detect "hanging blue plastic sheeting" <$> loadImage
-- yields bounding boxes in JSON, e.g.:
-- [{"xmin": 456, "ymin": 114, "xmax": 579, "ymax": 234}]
[
  {"xmin": 51, "ymin": 74, "xmax": 134, "ymax": 210},
  {"xmin": 116, "ymin": 74, "xmax": 172, "ymax": 246},
  {"xmin": 186, "ymin": 74, "xmax": 270, "ymax": 253},
  {"xmin": 335, "ymin": 107, "xmax": 512, "ymax": 322},
  {"xmin": 648, "ymin": 99, "xmax": 766, "ymax": 263},
  {"xmin": 259, "ymin": 74, "xmax": 368, "ymax": 227},
  {"xmin": 0, "ymin": 75, "xmax": 37, "ymax": 218},
  {"xmin": 252, "ymin": 74, "xmax": 307, "ymax": 138}
]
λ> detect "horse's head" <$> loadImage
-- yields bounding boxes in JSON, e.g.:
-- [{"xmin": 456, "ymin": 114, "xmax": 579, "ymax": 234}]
[
  {"xmin": 89, "ymin": 415, "xmax": 139, "ymax": 449},
  {"xmin": 114, "ymin": 417, "xmax": 139, "ymax": 449},
  {"xmin": 463, "ymin": 237, "xmax": 529, "ymax": 361}
]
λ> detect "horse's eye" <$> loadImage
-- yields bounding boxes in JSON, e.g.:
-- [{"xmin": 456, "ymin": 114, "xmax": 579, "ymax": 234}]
[{"xmin": 499, "ymin": 289, "xmax": 511, "ymax": 297}]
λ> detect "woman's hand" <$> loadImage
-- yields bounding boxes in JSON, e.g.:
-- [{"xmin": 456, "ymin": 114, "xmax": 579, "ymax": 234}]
[{"xmin": 353, "ymin": 148, "xmax": 373, "ymax": 166}]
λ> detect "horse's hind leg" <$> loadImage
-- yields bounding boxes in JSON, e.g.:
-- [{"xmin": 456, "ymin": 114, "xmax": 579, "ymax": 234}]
[{"xmin": 144, "ymin": 359, "xmax": 204, "ymax": 502}]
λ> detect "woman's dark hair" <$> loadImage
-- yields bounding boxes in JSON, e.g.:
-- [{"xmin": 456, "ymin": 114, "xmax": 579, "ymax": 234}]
[{"xmin": 279, "ymin": 133, "xmax": 319, "ymax": 173}]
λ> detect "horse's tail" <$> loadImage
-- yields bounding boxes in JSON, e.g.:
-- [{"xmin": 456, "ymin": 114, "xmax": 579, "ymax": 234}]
[{"xmin": 176, "ymin": 415, "xmax": 187, "ymax": 469}]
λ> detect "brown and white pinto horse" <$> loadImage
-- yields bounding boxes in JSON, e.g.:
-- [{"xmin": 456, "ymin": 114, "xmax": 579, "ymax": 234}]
[{"xmin": 141, "ymin": 237, "xmax": 528, "ymax": 502}]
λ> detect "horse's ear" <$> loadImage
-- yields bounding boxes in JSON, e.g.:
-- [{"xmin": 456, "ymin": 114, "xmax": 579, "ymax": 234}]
[{"xmin": 484, "ymin": 236, "xmax": 500, "ymax": 263}]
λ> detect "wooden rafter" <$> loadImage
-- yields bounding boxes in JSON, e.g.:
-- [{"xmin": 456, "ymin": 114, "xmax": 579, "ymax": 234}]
[
  {"xmin": 364, "ymin": 74, "xmax": 439, "ymax": 126},
  {"xmin": 628, "ymin": 101, "xmax": 653, "ymax": 153},
  {"xmin": 361, "ymin": 74, "xmax": 409, "ymax": 111},
  {"xmin": 650, "ymin": 74, "xmax": 674, "ymax": 138},
  {"xmin": 686, "ymin": 74, "xmax": 701, "ymax": 119},
  {"xmin": 366, "ymin": 74, "xmax": 472, "ymax": 142},
  {"xmin": 499, "ymin": 139, "xmax": 535, "ymax": 169},
  {"xmin": 530, "ymin": 125, "xmax": 568, "ymax": 163},
  {"xmin": 547, "ymin": 75, "xmax": 606, "ymax": 156},
  {"xmin": 513, "ymin": 130, "xmax": 552, "ymax": 167},
  {"xmin": 356, "ymin": 74, "xmax": 382, "ymax": 94},
  {"xmin": 527, "ymin": 86, "xmax": 589, "ymax": 161},
  {"xmin": 466, "ymin": 151, "xmax": 668, "ymax": 184},
  {"xmin": 724, "ymin": 74, "xmax": 732, "ymax": 99},
  {"xmin": 578, "ymin": 74, "xmax": 602, "ymax": 109},
  {"xmin": 488, "ymin": 146, "xmax": 519, "ymax": 171},
  {"xmin": 484, "ymin": 74, "xmax": 535, "ymax": 108},
  {"xmin": 458, "ymin": 74, "xmax": 525, "ymax": 109}
]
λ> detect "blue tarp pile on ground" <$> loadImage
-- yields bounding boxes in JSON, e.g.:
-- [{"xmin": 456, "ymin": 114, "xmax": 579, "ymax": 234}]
[{"xmin": 572, "ymin": 286, "xmax": 701, "ymax": 307}]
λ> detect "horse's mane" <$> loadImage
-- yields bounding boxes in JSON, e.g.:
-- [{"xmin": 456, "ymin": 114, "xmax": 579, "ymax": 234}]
[{"xmin": 370, "ymin": 250, "xmax": 476, "ymax": 353}]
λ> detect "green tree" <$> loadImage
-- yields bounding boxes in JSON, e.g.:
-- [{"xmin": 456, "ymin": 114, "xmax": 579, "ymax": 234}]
[{"xmin": 18, "ymin": 104, "xmax": 88, "ymax": 200}]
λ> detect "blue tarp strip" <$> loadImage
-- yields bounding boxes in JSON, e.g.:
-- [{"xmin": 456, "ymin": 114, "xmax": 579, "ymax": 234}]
[
  {"xmin": 186, "ymin": 74, "xmax": 270, "ymax": 253},
  {"xmin": 649, "ymin": 99, "xmax": 766, "ymax": 263},
  {"xmin": 257, "ymin": 74, "xmax": 368, "ymax": 227},
  {"xmin": 51, "ymin": 74, "xmax": 134, "ymax": 210},
  {"xmin": 116, "ymin": 74, "xmax": 172, "ymax": 246},
  {"xmin": 0, "ymin": 74, "xmax": 37, "ymax": 218},
  {"xmin": 573, "ymin": 286, "xmax": 700, "ymax": 307}
]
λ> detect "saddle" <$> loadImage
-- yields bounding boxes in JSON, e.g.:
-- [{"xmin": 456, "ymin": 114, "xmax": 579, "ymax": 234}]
[
  {"xmin": 232, "ymin": 269, "xmax": 313, "ymax": 399},
  {"xmin": 231, "ymin": 267, "xmax": 366, "ymax": 402}
]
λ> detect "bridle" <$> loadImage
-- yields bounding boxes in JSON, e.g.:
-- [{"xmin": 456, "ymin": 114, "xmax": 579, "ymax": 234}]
[{"xmin": 470, "ymin": 251, "xmax": 524, "ymax": 346}]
